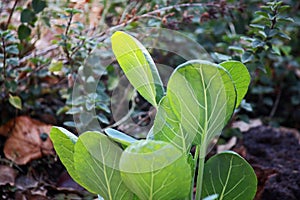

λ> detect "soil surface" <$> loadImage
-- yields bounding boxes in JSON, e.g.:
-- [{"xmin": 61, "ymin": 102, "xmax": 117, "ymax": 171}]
[{"xmin": 235, "ymin": 126, "xmax": 300, "ymax": 200}]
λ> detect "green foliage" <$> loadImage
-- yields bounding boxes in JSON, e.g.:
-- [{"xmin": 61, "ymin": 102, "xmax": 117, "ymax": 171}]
[
  {"xmin": 202, "ymin": 152, "xmax": 257, "ymax": 200},
  {"xmin": 51, "ymin": 31, "xmax": 256, "ymax": 200},
  {"xmin": 120, "ymin": 140, "xmax": 191, "ymax": 200},
  {"xmin": 192, "ymin": 0, "xmax": 298, "ymax": 127},
  {"xmin": 111, "ymin": 31, "xmax": 164, "ymax": 107},
  {"xmin": 8, "ymin": 94, "xmax": 22, "ymax": 110}
]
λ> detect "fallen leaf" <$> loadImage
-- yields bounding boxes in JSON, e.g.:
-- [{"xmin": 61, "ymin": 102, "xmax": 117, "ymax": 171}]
[
  {"xmin": 232, "ymin": 118, "xmax": 262, "ymax": 132},
  {"xmin": 0, "ymin": 165, "xmax": 17, "ymax": 186},
  {"xmin": 0, "ymin": 116, "xmax": 54, "ymax": 165},
  {"xmin": 217, "ymin": 136, "xmax": 237, "ymax": 153},
  {"xmin": 15, "ymin": 174, "xmax": 39, "ymax": 190}
]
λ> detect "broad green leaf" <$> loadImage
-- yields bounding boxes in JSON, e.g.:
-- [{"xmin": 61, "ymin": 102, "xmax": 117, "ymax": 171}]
[
  {"xmin": 201, "ymin": 151, "xmax": 257, "ymax": 200},
  {"xmin": 151, "ymin": 97, "xmax": 191, "ymax": 153},
  {"xmin": 120, "ymin": 140, "xmax": 191, "ymax": 200},
  {"xmin": 50, "ymin": 127, "xmax": 81, "ymax": 184},
  {"xmin": 105, "ymin": 128, "xmax": 137, "ymax": 147},
  {"xmin": 9, "ymin": 94, "xmax": 22, "ymax": 110},
  {"xmin": 74, "ymin": 131, "xmax": 134, "ymax": 199},
  {"xmin": 163, "ymin": 60, "xmax": 236, "ymax": 147},
  {"xmin": 111, "ymin": 31, "xmax": 164, "ymax": 107},
  {"xmin": 220, "ymin": 61, "xmax": 251, "ymax": 108}
]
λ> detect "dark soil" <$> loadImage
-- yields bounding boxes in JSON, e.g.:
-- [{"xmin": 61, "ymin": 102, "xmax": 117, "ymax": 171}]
[{"xmin": 235, "ymin": 126, "xmax": 300, "ymax": 200}]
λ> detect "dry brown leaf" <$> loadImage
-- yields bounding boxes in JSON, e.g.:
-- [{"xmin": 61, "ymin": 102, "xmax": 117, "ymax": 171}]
[
  {"xmin": 217, "ymin": 136, "xmax": 237, "ymax": 153},
  {"xmin": 0, "ymin": 116, "xmax": 54, "ymax": 165},
  {"xmin": 232, "ymin": 118, "xmax": 262, "ymax": 132},
  {"xmin": 0, "ymin": 165, "xmax": 17, "ymax": 186}
]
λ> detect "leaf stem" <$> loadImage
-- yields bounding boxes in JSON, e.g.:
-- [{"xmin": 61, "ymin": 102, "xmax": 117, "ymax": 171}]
[
  {"xmin": 191, "ymin": 145, "xmax": 200, "ymax": 199},
  {"xmin": 195, "ymin": 143, "xmax": 207, "ymax": 200}
]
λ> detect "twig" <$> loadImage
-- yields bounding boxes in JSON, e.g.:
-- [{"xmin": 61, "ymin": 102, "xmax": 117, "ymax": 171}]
[
  {"xmin": 62, "ymin": 11, "xmax": 74, "ymax": 65},
  {"xmin": 5, "ymin": 0, "xmax": 19, "ymax": 29},
  {"xmin": 269, "ymin": 87, "xmax": 281, "ymax": 118},
  {"xmin": 1, "ymin": 36, "xmax": 6, "ymax": 81},
  {"xmin": 93, "ymin": 2, "xmax": 222, "ymax": 41},
  {"xmin": 19, "ymin": 44, "xmax": 59, "ymax": 63}
]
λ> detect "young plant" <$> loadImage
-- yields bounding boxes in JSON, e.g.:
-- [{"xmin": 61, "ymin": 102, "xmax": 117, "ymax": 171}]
[{"xmin": 50, "ymin": 31, "xmax": 257, "ymax": 200}]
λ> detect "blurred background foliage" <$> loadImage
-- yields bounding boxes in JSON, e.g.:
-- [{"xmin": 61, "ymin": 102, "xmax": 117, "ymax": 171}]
[{"xmin": 0, "ymin": 0, "xmax": 299, "ymax": 135}]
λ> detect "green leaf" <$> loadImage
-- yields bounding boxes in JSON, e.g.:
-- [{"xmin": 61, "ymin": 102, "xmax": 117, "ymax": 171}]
[
  {"xmin": 18, "ymin": 24, "xmax": 31, "ymax": 40},
  {"xmin": 151, "ymin": 96, "xmax": 191, "ymax": 153},
  {"xmin": 6, "ymin": 57, "xmax": 19, "ymax": 66},
  {"xmin": 254, "ymin": 11, "xmax": 268, "ymax": 18},
  {"xmin": 228, "ymin": 46, "xmax": 244, "ymax": 54},
  {"xmin": 50, "ymin": 127, "xmax": 82, "ymax": 185},
  {"xmin": 6, "ymin": 45, "xmax": 19, "ymax": 55},
  {"xmin": 277, "ymin": 17, "xmax": 294, "ymax": 23},
  {"xmin": 20, "ymin": 9, "xmax": 36, "ymax": 23},
  {"xmin": 251, "ymin": 39, "xmax": 265, "ymax": 49},
  {"xmin": 241, "ymin": 52, "xmax": 254, "ymax": 63},
  {"xmin": 97, "ymin": 113, "xmax": 110, "ymax": 124},
  {"xmin": 111, "ymin": 31, "xmax": 164, "ymax": 107},
  {"xmin": 201, "ymin": 151, "xmax": 257, "ymax": 200},
  {"xmin": 32, "ymin": 0, "xmax": 46, "ymax": 13},
  {"xmin": 74, "ymin": 131, "xmax": 134, "ymax": 199},
  {"xmin": 219, "ymin": 61, "xmax": 251, "ymax": 108},
  {"xmin": 163, "ymin": 60, "xmax": 236, "ymax": 146},
  {"xmin": 104, "ymin": 128, "xmax": 137, "ymax": 147},
  {"xmin": 49, "ymin": 60, "xmax": 63, "ymax": 72},
  {"xmin": 9, "ymin": 94, "xmax": 22, "ymax": 110},
  {"xmin": 119, "ymin": 140, "xmax": 191, "ymax": 200}
]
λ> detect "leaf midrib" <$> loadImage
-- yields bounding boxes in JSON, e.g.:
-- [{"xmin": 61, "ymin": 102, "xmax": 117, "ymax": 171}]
[{"xmin": 219, "ymin": 156, "xmax": 233, "ymax": 200}]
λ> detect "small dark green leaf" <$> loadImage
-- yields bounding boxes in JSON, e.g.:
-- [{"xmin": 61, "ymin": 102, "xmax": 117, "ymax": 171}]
[
  {"xmin": 213, "ymin": 52, "xmax": 231, "ymax": 61},
  {"xmin": 252, "ymin": 39, "xmax": 265, "ymax": 48},
  {"xmin": 278, "ymin": 32, "xmax": 291, "ymax": 40},
  {"xmin": 254, "ymin": 11, "xmax": 268, "ymax": 18},
  {"xmin": 18, "ymin": 24, "xmax": 31, "ymax": 40},
  {"xmin": 32, "ymin": 0, "xmax": 46, "ymax": 13},
  {"xmin": 6, "ymin": 45, "xmax": 19, "ymax": 55},
  {"xmin": 249, "ymin": 24, "xmax": 265, "ymax": 30},
  {"xmin": 97, "ymin": 113, "xmax": 109, "ymax": 124},
  {"xmin": 7, "ymin": 57, "xmax": 19, "ymax": 66},
  {"xmin": 228, "ymin": 46, "xmax": 244, "ymax": 54},
  {"xmin": 20, "ymin": 9, "xmax": 36, "ymax": 23},
  {"xmin": 277, "ymin": 17, "xmax": 294, "ymax": 23},
  {"xmin": 241, "ymin": 52, "xmax": 254, "ymax": 63}
]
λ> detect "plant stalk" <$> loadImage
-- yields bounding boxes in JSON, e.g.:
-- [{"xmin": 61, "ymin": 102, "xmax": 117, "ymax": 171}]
[
  {"xmin": 6, "ymin": 0, "xmax": 19, "ymax": 29},
  {"xmin": 191, "ymin": 145, "xmax": 200, "ymax": 199},
  {"xmin": 1, "ymin": 36, "xmax": 7, "ymax": 81},
  {"xmin": 195, "ymin": 143, "xmax": 207, "ymax": 200}
]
